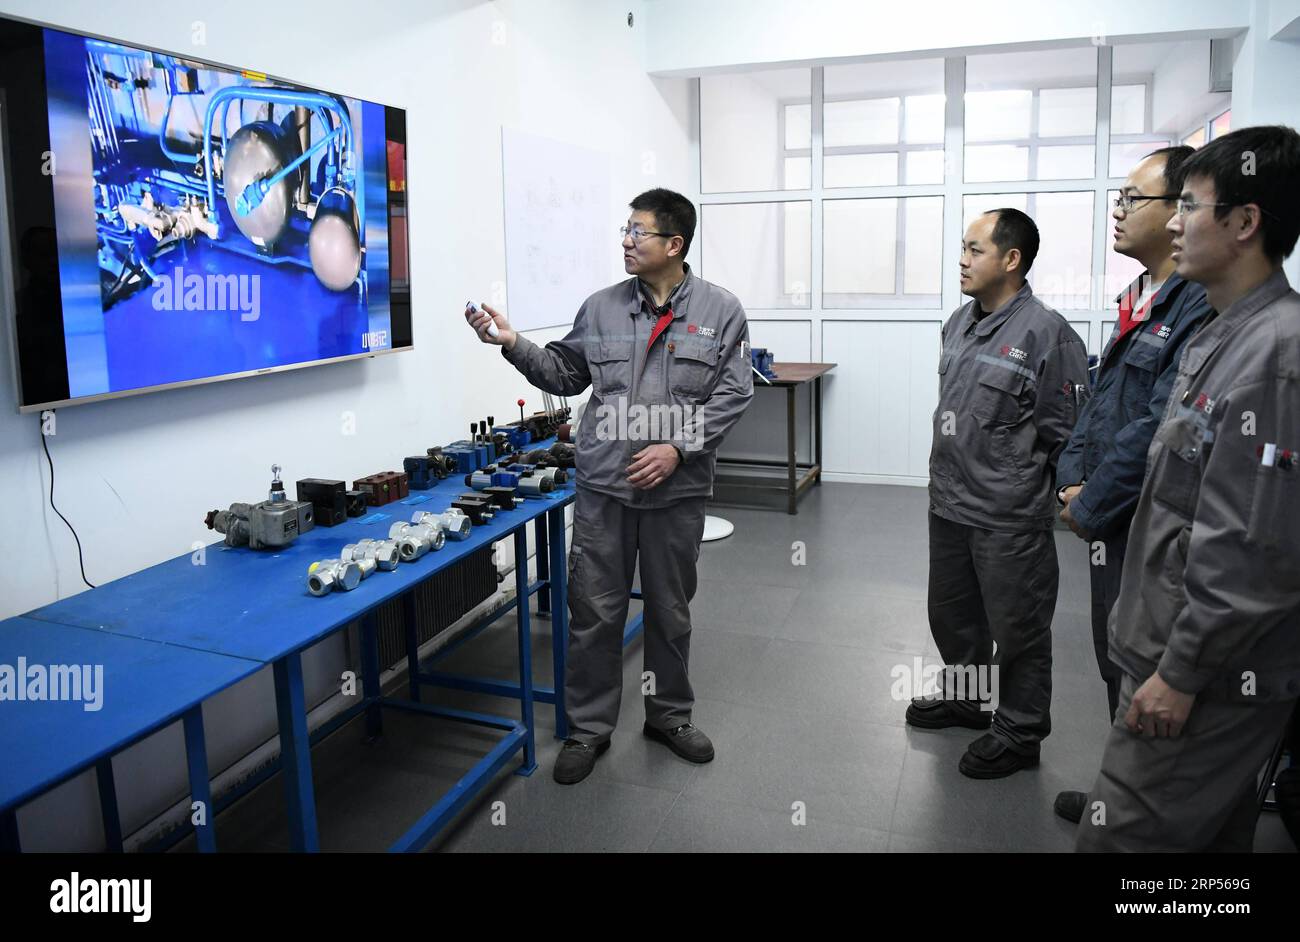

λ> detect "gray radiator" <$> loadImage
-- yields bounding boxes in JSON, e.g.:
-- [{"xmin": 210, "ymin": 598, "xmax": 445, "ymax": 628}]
[{"xmin": 373, "ymin": 546, "xmax": 500, "ymax": 668}]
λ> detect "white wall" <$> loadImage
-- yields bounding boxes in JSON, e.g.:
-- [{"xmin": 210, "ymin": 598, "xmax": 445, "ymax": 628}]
[{"xmin": 0, "ymin": 0, "xmax": 691, "ymax": 850}]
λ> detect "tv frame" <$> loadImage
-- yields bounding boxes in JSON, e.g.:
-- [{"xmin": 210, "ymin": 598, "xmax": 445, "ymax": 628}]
[{"xmin": 0, "ymin": 12, "xmax": 414, "ymax": 415}]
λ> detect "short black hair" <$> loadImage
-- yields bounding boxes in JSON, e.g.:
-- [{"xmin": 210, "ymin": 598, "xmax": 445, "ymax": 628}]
[
  {"xmin": 630, "ymin": 188, "xmax": 696, "ymax": 257},
  {"xmin": 1178, "ymin": 125, "xmax": 1300, "ymax": 263},
  {"xmin": 983, "ymin": 208, "xmax": 1040, "ymax": 276},
  {"xmin": 1143, "ymin": 144, "xmax": 1196, "ymax": 194}
]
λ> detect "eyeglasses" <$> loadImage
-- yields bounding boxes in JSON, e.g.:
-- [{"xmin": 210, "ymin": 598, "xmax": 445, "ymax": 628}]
[
  {"xmin": 619, "ymin": 225, "xmax": 677, "ymax": 244},
  {"xmin": 1112, "ymin": 193, "xmax": 1176, "ymax": 213},
  {"xmin": 1174, "ymin": 198, "xmax": 1280, "ymax": 220}
]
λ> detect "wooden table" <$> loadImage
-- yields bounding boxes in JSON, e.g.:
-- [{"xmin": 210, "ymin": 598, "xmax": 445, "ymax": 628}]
[{"xmin": 715, "ymin": 362, "xmax": 835, "ymax": 514}]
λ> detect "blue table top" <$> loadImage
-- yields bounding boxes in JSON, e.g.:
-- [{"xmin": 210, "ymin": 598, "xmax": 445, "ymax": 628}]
[
  {"xmin": 25, "ymin": 470, "xmax": 574, "ymax": 663},
  {"xmin": 0, "ymin": 616, "xmax": 261, "ymax": 811}
]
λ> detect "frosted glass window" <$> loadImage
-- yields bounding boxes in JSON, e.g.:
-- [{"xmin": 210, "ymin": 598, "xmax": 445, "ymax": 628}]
[
  {"xmin": 823, "ymin": 197, "xmax": 943, "ymax": 305},
  {"xmin": 1111, "ymin": 84, "xmax": 1146, "ymax": 135},
  {"xmin": 965, "ymin": 145, "xmax": 1029, "ymax": 182},
  {"xmin": 701, "ymin": 68, "xmax": 810, "ymax": 193},
  {"xmin": 1038, "ymin": 87, "xmax": 1096, "ymax": 137},
  {"xmin": 825, "ymin": 152, "xmax": 898, "ymax": 188},
  {"xmin": 904, "ymin": 94, "xmax": 945, "ymax": 144},
  {"xmin": 700, "ymin": 202, "xmax": 811, "ymax": 309},
  {"xmin": 825, "ymin": 98, "xmax": 899, "ymax": 147},
  {"xmin": 962, "ymin": 192, "xmax": 1094, "ymax": 310},
  {"xmin": 1211, "ymin": 110, "xmax": 1232, "ymax": 140},
  {"xmin": 905, "ymin": 149, "xmax": 945, "ymax": 184},
  {"xmin": 965, "ymin": 90, "xmax": 1032, "ymax": 141},
  {"xmin": 784, "ymin": 157, "xmax": 811, "ymax": 190},
  {"xmin": 1183, "ymin": 126, "xmax": 1206, "ymax": 148},
  {"xmin": 1037, "ymin": 144, "xmax": 1094, "ymax": 179}
]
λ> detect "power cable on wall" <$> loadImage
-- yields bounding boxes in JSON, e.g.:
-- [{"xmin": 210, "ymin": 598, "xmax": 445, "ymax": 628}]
[{"xmin": 39, "ymin": 411, "xmax": 95, "ymax": 590}]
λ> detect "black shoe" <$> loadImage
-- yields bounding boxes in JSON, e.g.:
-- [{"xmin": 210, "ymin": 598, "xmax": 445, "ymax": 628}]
[
  {"xmin": 643, "ymin": 722, "xmax": 715, "ymax": 763},
  {"xmin": 552, "ymin": 738, "xmax": 610, "ymax": 785},
  {"xmin": 1054, "ymin": 789, "xmax": 1087, "ymax": 823},
  {"xmin": 958, "ymin": 733, "xmax": 1039, "ymax": 779},
  {"xmin": 905, "ymin": 695, "xmax": 993, "ymax": 731}
]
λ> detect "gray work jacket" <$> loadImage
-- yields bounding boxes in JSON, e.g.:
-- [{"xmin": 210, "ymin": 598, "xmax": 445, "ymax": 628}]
[
  {"xmin": 503, "ymin": 265, "xmax": 754, "ymax": 507},
  {"xmin": 1108, "ymin": 270, "xmax": 1300, "ymax": 702},
  {"xmin": 929, "ymin": 282, "xmax": 1090, "ymax": 532}
]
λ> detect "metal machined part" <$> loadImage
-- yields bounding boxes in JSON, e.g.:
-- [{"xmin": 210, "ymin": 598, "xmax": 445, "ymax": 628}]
[{"xmin": 306, "ymin": 558, "xmax": 362, "ymax": 596}]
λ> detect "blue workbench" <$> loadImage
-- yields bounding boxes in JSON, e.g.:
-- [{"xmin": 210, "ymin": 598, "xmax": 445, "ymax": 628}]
[{"xmin": 2, "ymin": 461, "xmax": 576, "ymax": 853}]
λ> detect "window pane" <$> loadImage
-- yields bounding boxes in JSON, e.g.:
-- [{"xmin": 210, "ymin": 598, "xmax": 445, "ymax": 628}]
[
  {"xmin": 962, "ymin": 192, "xmax": 1094, "ymax": 309},
  {"xmin": 965, "ymin": 145, "xmax": 1029, "ymax": 182},
  {"xmin": 701, "ymin": 68, "xmax": 810, "ymax": 193},
  {"xmin": 965, "ymin": 90, "xmax": 1032, "ymax": 141},
  {"xmin": 825, "ymin": 152, "xmax": 898, "ymax": 188},
  {"xmin": 903, "ymin": 197, "xmax": 944, "ymax": 295},
  {"xmin": 904, "ymin": 93, "xmax": 945, "ymax": 144},
  {"xmin": 825, "ymin": 97, "xmax": 899, "ymax": 147},
  {"xmin": 700, "ymin": 202, "xmax": 811, "ymax": 308},
  {"xmin": 1104, "ymin": 189, "xmax": 1146, "ymax": 301},
  {"xmin": 785, "ymin": 103, "xmax": 811, "ymax": 150},
  {"xmin": 1111, "ymin": 84, "xmax": 1146, "ymax": 135},
  {"xmin": 784, "ymin": 156, "xmax": 811, "ymax": 190},
  {"xmin": 1039, "ymin": 87, "xmax": 1096, "ymax": 137},
  {"xmin": 1038, "ymin": 144, "xmax": 1094, "ymax": 179},
  {"xmin": 1112, "ymin": 41, "xmax": 1228, "ymax": 160},
  {"xmin": 966, "ymin": 47, "xmax": 1097, "ymax": 182},
  {"xmin": 823, "ymin": 197, "xmax": 942, "ymax": 305},
  {"xmin": 905, "ymin": 149, "xmax": 945, "ymax": 184},
  {"xmin": 1211, "ymin": 109, "xmax": 1231, "ymax": 139},
  {"xmin": 1183, "ymin": 126, "xmax": 1206, "ymax": 148}
]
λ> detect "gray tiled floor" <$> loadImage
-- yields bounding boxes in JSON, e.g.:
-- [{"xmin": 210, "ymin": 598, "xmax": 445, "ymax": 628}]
[{"xmin": 192, "ymin": 483, "xmax": 1296, "ymax": 853}]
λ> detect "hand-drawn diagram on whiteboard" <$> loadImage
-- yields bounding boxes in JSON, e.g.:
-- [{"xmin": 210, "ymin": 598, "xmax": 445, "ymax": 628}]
[{"xmin": 500, "ymin": 128, "xmax": 615, "ymax": 332}]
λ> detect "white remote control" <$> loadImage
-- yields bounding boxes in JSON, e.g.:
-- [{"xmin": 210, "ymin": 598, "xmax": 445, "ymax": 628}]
[{"xmin": 466, "ymin": 300, "xmax": 499, "ymax": 338}]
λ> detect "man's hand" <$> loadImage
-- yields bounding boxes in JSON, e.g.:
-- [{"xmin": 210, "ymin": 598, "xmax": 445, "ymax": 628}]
[
  {"xmin": 1124, "ymin": 672, "xmax": 1196, "ymax": 738},
  {"xmin": 1058, "ymin": 485, "xmax": 1090, "ymax": 539},
  {"xmin": 465, "ymin": 303, "xmax": 518, "ymax": 351},
  {"xmin": 627, "ymin": 444, "xmax": 680, "ymax": 490}
]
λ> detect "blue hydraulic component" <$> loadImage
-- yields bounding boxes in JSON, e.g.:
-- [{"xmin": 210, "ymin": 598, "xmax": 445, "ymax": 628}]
[
  {"xmin": 491, "ymin": 470, "xmax": 521, "ymax": 488},
  {"xmin": 494, "ymin": 426, "xmax": 530, "ymax": 450},
  {"xmin": 442, "ymin": 445, "xmax": 481, "ymax": 474},
  {"xmin": 750, "ymin": 347, "xmax": 777, "ymax": 380}
]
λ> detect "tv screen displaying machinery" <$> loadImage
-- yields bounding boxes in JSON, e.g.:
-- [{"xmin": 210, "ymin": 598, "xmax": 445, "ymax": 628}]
[{"xmin": 0, "ymin": 14, "xmax": 413, "ymax": 412}]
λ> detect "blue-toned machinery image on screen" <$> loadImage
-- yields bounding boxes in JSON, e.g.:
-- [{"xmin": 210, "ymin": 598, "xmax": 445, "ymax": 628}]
[{"xmin": 88, "ymin": 42, "xmax": 368, "ymax": 304}]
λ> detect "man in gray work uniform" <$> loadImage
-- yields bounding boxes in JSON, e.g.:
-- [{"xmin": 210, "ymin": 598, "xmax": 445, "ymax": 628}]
[
  {"xmin": 466, "ymin": 188, "xmax": 754, "ymax": 785},
  {"xmin": 1077, "ymin": 126, "xmax": 1300, "ymax": 852},
  {"xmin": 1051, "ymin": 146, "xmax": 1213, "ymax": 824},
  {"xmin": 909, "ymin": 208, "xmax": 1089, "ymax": 779}
]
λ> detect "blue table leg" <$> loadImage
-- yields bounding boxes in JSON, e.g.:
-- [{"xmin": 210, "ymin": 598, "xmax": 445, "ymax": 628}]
[
  {"xmin": 403, "ymin": 592, "xmax": 421, "ymax": 703},
  {"xmin": 95, "ymin": 757, "xmax": 124, "ymax": 852},
  {"xmin": 361, "ymin": 612, "xmax": 383, "ymax": 742},
  {"xmin": 547, "ymin": 506, "xmax": 569, "ymax": 740},
  {"xmin": 513, "ymin": 527, "xmax": 537, "ymax": 776},
  {"xmin": 534, "ymin": 516, "xmax": 551, "ymax": 616},
  {"xmin": 0, "ymin": 809, "xmax": 19, "ymax": 853},
  {"xmin": 182, "ymin": 706, "xmax": 216, "ymax": 853},
  {"xmin": 273, "ymin": 653, "xmax": 320, "ymax": 852}
]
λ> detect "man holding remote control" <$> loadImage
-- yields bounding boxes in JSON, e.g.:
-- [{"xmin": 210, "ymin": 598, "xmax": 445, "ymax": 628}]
[{"xmin": 465, "ymin": 188, "xmax": 753, "ymax": 784}]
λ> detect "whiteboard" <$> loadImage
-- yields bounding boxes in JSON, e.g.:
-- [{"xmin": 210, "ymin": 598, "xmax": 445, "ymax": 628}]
[{"xmin": 501, "ymin": 128, "xmax": 616, "ymax": 332}]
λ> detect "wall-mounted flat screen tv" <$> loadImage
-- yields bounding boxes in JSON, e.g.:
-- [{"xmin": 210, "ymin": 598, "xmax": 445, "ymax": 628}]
[{"xmin": 0, "ymin": 13, "xmax": 412, "ymax": 413}]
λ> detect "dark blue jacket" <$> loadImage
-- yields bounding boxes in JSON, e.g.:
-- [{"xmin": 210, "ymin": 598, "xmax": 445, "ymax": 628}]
[{"xmin": 1055, "ymin": 272, "xmax": 1213, "ymax": 541}]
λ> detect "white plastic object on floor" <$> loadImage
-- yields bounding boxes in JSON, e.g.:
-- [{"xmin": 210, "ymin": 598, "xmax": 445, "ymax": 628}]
[{"xmin": 702, "ymin": 515, "xmax": 734, "ymax": 542}]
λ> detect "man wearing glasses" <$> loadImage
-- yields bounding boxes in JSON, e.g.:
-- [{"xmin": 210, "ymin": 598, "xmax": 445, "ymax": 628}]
[
  {"xmin": 465, "ymin": 188, "xmax": 753, "ymax": 784},
  {"xmin": 1077, "ymin": 125, "xmax": 1300, "ymax": 851},
  {"xmin": 1051, "ymin": 146, "xmax": 1212, "ymax": 825}
]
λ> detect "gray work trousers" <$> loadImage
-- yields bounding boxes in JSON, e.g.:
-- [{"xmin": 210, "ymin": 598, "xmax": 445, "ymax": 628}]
[
  {"xmin": 1076, "ymin": 672, "xmax": 1295, "ymax": 852},
  {"xmin": 927, "ymin": 512, "xmax": 1058, "ymax": 754},
  {"xmin": 1088, "ymin": 532, "xmax": 1127, "ymax": 722},
  {"xmin": 565, "ymin": 487, "xmax": 707, "ymax": 745}
]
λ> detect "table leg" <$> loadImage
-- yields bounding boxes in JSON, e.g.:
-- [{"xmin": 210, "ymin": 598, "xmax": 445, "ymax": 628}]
[
  {"xmin": 787, "ymin": 384, "xmax": 797, "ymax": 514},
  {"xmin": 361, "ymin": 612, "xmax": 383, "ymax": 742},
  {"xmin": 273, "ymin": 653, "xmax": 320, "ymax": 852},
  {"xmin": 0, "ymin": 809, "xmax": 18, "ymax": 853},
  {"xmin": 182, "ymin": 706, "xmax": 216, "ymax": 853},
  {"xmin": 513, "ymin": 527, "xmax": 538, "ymax": 775},
  {"xmin": 547, "ymin": 506, "xmax": 569, "ymax": 740},
  {"xmin": 535, "ymin": 516, "xmax": 551, "ymax": 616},
  {"xmin": 814, "ymin": 375, "xmax": 823, "ymax": 487},
  {"xmin": 403, "ymin": 592, "xmax": 421, "ymax": 703},
  {"xmin": 95, "ymin": 757, "xmax": 124, "ymax": 852}
]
